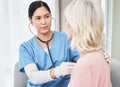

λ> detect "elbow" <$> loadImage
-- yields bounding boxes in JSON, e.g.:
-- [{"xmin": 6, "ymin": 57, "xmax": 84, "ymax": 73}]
[
  {"xmin": 26, "ymin": 70, "xmax": 52, "ymax": 84},
  {"xmin": 29, "ymin": 74, "xmax": 42, "ymax": 84},
  {"xmin": 28, "ymin": 74, "xmax": 46, "ymax": 84},
  {"xmin": 29, "ymin": 76, "xmax": 39, "ymax": 84},
  {"xmin": 27, "ymin": 72, "xmax": 40, "ymax": 84},
  {"xmin": 30, "ymin": 78, "xmax": 47, "ymax": 84},
  {"xmin": 30, "ymin": 79, "xmax": 39, "ymax": 84}
]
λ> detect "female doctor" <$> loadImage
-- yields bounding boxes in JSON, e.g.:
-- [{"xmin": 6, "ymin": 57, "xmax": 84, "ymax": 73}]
[{"xmin": 19, "ymin": 1, "xmax": 79, "ymax": 87}]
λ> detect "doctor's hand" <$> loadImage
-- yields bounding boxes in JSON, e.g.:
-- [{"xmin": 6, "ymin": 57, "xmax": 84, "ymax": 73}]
[{"xmin": 54, "ymin": 62, "xmax": 76, "ymax": 78}]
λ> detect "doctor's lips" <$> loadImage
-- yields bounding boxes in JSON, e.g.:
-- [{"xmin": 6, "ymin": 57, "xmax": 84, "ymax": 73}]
[{"xmin": 40, "ymin": 26, "xmax": 48, "ymax": 29}]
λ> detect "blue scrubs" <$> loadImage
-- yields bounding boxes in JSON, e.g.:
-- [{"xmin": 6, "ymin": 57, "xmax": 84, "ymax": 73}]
[{"xmin": 19, "ymin": 31, "xmax": 79, "ymax": 87}]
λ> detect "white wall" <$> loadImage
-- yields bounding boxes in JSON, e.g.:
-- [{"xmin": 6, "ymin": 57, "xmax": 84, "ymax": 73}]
[
  {"xmin": 59, "ymin": 0, "xmax": 72, "ymax": 31},
  {"xmin": 109, "ymin": 0, "xmax": 120, "ymax": 61},
  {"xmin": 0, "ymin": 0, "xmax": 12, "ymax": 86},
  {"xmin": 107, "ymin": 0, "xmax": 120, "ymax": 61}
]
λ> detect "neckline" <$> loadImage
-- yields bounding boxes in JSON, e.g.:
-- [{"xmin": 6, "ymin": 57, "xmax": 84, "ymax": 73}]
[
  {"xmin": 34, "ymin": 32, "xmax": 56, "ymax": 54},
  {"xmin": 36, "ymin": 33, "xmax": 54, "ymax": 44}
]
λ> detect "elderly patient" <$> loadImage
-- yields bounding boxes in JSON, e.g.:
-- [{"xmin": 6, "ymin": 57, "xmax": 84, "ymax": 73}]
[{"xmin": 64, "ymin": 0, "xmax": 112, "ymax": 87}]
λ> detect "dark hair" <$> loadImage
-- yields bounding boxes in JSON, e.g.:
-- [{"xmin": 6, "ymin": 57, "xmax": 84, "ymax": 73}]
[{"xmin": 28, "ymin": 0, "xmax": 51, "ymax": 19}]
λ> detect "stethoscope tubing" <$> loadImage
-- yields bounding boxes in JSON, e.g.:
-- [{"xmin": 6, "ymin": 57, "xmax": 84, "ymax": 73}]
[{"xmin": 28, "ymin": 24, "xmax": 55, "ymax": 68}]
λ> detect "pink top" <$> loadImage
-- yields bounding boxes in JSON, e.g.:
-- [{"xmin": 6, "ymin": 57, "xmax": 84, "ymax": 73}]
[{"xmin": 68, "ymin": 50, "xmax": 112, "ymax": 87}]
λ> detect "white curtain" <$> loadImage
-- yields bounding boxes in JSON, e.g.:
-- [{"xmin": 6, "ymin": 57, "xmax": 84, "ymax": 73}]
[{"xmin": 0, "ymin": 0, "xmax": 55, "ymax": 87}]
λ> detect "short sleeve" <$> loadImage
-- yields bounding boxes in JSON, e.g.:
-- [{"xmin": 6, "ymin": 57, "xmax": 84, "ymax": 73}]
[
  {"xmin": 19, "ymin": 43, "xmax": 35, "ymax": 73},
  {"xmin": 63, "ymin": 32, "xmax": 80, "ymax": 62},
  {"xmin": 69, "ymin": 46, "xmax": 80, "ymax": 63}
]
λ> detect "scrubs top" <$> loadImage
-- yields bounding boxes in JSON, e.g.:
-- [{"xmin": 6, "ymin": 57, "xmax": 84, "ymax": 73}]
[{"xmin": 19, "ymin": 31, "xmax": 79, "ymax": 87}]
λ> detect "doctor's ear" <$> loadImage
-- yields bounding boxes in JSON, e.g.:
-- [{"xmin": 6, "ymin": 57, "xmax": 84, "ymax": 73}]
[{"xmin": 29, "ymin": 18, "xmax": 33, "ymax": 24}]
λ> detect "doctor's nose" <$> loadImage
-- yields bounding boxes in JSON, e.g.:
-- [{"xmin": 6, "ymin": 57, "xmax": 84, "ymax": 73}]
[{"xmin": 40, "ymin": 18, "xmax": 46, "ymax": 24}]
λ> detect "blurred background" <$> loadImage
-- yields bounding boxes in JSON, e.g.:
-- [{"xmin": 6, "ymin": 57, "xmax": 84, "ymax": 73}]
[{"xmin": 0, "ymin": 0, "xmax": 120, "ymax": 87}]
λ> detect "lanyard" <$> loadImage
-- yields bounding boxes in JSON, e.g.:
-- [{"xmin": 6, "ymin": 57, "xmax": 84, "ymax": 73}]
[{"xmin": 36, "ymin": 33, "xmax": 55, "ymax": 68}]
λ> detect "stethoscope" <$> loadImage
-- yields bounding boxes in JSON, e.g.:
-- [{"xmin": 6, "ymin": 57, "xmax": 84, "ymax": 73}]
[
  {"xmin": 36, "ymin": 33, "xmax": 55, "ymax": 68},
  {"xmin": 28, "ymin": 23, "xmax": 55, "ymax": 68},
  {"xmin": 29, "ymin": 23, "xmax": 70, "ymax": 80}
]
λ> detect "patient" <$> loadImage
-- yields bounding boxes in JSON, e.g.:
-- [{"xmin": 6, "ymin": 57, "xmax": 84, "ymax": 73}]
[{"xmin": 64, "ymin": 0, "xmax": 112, "ymax": 87}]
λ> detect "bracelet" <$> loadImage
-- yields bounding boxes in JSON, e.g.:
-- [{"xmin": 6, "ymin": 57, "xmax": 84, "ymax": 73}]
[{"xmin": 50, "ymin": 69, "xmax": 57, "ymax": 79}]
